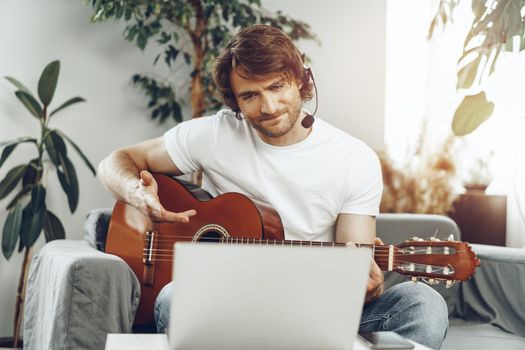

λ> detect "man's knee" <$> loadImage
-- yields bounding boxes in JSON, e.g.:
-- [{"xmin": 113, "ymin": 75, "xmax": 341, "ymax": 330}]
[
  {"xmin": 386, "ymin": 282, "xmax": 448, "ymax": 348},
  {"xmin": 154, "ymin": 282, "xmax": 174, "ymax": 333},
  {"xmin": 390, "ymin": 282, "xmax": 448, "ymax": 321}
]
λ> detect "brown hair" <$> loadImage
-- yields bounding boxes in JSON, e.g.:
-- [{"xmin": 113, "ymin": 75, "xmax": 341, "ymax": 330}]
[{"xmin": 213, "ymin": 25, "xmax": 314, "ymax": 112}]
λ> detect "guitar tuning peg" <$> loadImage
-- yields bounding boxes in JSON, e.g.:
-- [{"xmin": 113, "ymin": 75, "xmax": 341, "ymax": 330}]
[
  {"xmin": 446, "ymin": 280, "xmax": 456, "ymax": 289},
  {"xmin": 411, "ymin": 236, "xmax": 419, "ymax": 241},
  {"xmin": 411, "ymin": 276, "xmax": 419, "ymax": 283},
  {"xmin": 422, "ymin": 277, "xmax": 439, "ymax": 285},
  {"xmin": 447, "ymin": 234, "xmax": 454, "ymax": 241}
]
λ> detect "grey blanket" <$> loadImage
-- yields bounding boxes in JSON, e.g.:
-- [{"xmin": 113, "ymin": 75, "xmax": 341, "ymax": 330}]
[{"xmin": 24, "ymin": 240, "xmax": 140, "ymax": 350}]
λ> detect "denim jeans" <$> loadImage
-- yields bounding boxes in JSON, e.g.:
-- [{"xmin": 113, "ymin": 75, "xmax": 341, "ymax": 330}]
[
  {"xmin": 155, "ymin": 281, "xmax": 448, "ymax": 350},
  {"xmin": 359, "ymin": 282, "xmax": 448, "ymax": 349}
]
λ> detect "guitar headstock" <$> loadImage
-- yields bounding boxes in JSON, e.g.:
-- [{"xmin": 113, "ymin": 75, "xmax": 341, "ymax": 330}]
[{"xmin": 392, "ymin": 235, "xmax": 480, "ymax": 287}]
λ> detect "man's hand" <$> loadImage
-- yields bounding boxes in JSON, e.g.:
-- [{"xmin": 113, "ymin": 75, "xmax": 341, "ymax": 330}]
[
  {"xmin": 365, "ymin": 237, "xmax": 385, "ymax": 303},
  {"xmin": 133, "ymin": 170, "xmax": 197, "ymax": 223}
]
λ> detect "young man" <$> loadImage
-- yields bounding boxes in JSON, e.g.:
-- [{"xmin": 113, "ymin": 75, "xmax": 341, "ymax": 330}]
[{"xmin": 98, "ymin": 25, "xmax": 448, "ymax": 349}]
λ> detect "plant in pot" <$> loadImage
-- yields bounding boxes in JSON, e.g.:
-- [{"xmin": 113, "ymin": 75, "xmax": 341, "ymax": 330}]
[{"xmin": 0, "ymin": 60, "xmax": 96, "ymax": 348}]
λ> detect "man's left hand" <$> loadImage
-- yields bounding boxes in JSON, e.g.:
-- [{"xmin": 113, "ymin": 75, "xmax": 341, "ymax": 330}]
[{"xmin": 365, "ymin": 237, "xmax": 385, "ymax": 303}]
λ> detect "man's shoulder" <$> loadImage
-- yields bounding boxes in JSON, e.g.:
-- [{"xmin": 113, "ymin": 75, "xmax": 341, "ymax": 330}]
[{"xmin": 316, "ymin": 118, "xmax": 376, "ymax": 158}]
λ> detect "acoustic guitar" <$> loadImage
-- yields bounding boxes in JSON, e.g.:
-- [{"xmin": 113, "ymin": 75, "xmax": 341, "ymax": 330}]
[{"xmin": 105, "ymin": 173, "xmax": 480, "ymax": 325}]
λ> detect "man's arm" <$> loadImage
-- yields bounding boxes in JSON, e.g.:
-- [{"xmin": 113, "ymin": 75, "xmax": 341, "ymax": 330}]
[
  {"xmin": 335, "ymin": 213, "xmax": 384, "ymax": 303},
  {"xmin": 98, "ymin": 137, "xmax": 196, "ymax": 223}
]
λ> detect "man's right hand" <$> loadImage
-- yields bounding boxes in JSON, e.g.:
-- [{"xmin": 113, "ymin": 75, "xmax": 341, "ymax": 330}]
[{"xmin": 134, "ymin": 170, "xmax": 197, "ymax": 223}]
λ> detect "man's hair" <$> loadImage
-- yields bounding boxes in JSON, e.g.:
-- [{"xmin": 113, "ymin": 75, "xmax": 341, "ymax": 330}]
[{"xmin": 213, "ymin": 25, "xmax": 314, "ymax": 112}]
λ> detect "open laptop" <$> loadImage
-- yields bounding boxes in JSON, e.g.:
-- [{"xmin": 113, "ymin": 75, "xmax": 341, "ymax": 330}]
[{"xmin": 168, "ymin": 242, "xmax": 371, "ymax": 350}]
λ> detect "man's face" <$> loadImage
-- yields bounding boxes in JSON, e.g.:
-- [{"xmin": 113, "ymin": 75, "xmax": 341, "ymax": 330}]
[{"xmin": 230, "ymin": 69, "xmax": 303, "ymax": 143}]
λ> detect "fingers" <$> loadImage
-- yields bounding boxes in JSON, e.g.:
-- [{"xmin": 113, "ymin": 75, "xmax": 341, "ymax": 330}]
[
  {"xmin": 160, "ymin": 208, "xmax": 197, "ymax": 224},
  {"xmin": 366, "ymin": 255, "xmax": 385, "ymax": 303},
  {"xmin": 140, "ymin": 170, "xmax": 154, "ymax": 186},
  {"xmin": 374, "ymin": 236, "xmax": 384, "ymax": 245}
]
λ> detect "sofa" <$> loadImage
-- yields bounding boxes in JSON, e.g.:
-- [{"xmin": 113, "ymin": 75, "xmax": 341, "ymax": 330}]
[{"xmin": 23, "ymin": 210, "xmax": 525, "ymax": 349}]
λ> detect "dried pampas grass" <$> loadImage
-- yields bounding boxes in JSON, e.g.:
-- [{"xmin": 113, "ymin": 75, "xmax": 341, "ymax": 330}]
[{"xmin": 378, "ymin": 124, "xmax": 460, "ymax": 214}]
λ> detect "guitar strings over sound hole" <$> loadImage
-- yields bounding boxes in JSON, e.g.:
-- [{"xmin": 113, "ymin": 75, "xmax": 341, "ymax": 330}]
[
  {"xmin": 193, "ymin": 224, "xmax": 230, "ymax": 243},
  {"xmin": 198, "ymin": 231, "xmax": 223, "ymax": 243}
]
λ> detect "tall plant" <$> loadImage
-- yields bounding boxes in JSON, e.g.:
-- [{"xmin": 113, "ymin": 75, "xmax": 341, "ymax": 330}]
[
  {"xmin": 1, "ymin": 60, "xmax": 96, "ymax": 347},
  {"xmin": 86, "ymin": 0, "xmax": 318, "ymax": 123},
  {"xmin": 428, "ymin": 0, "xmax": 525, "ymax": 135}
]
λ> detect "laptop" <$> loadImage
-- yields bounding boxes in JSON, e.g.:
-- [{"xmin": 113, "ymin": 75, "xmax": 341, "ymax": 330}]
[{"xmin": 168, "ymin": 242, "xmax": 371, "ymax": 350}]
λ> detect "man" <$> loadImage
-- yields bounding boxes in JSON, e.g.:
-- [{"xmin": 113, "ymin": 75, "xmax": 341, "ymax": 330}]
[{"xmin": 98, "ymin": 25, "xmax": 448, "ymax": 349}]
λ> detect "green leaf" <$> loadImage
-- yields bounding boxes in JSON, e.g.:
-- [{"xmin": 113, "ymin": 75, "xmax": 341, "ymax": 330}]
[
  {"xmin": 2, "ymin": 201, "xmax": 23, "ymax": 260},
  {"xmin": 19, "ymin": 202, "xmax": 46, "ymax": 250},
  {"xmin": 452, "ymin": 91, "xmax": 495, "ymax": 136},
  {"xmin": 55, "ymin": 130, "xmax": 96, "ymax": 176},
  {"xmin": 4, "ymin": 76, "xmax": 32, "ymax": 95},
  {"xmin": 0, "ymin": 137, "xmax": 37, "ymax": 170},
  {"xmin": 43, "ymin": 210, "xmax": 65, "ymax": 242},
  {"xmin": 30, "ymin": 184, "xmax": 46, "ymax": 213},
  {"xmin": 49, "ymin": 97, "xmax": 86, "ymax": 117},
  {"xmin": 44, "ymin": 129, "xmax": 68, "ymax": 167},
  {"xmin": 57, "ymin": 154, "xmax": 79, "ymax": 213},
  {"xmin": 0, "ymin": 165, "xmax": 27, "ymax": 200},
  {"xmin": 6, "ymin": 186, "xmax": 31, "ymax": 210},
  {"xmin": 38, "ymin": 60, "xmax": 60, "ymax": 107},
  {"xmin": 15, "ymin": 91, "xmax": 44, "ymax": 120},
  {"xmin": 22, "ymin": 159, "xmax": 41, "ymax": 188},
  {"xmin": 471, "ymin": 0, "xmax": 486, "ymax": 23},
  {"xmin": 457, "ymin": 54, "xmax": 482, "ymax": 90}
]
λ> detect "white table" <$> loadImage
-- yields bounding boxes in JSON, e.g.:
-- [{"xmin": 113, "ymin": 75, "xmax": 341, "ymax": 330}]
[{"xmin": 105, "ymin": 334, "xmax": 430, "ymax": 349}]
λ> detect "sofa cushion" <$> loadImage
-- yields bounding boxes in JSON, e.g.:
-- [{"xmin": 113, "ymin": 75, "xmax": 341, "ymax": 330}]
[
  {"xmin": 442, "ymin": 318, "xmax": 525, "ymax": 350},
  {"xmin": 83, "ymin": 208, "xmax": 113, "ymax": 251},
  {"xmin": 454, "ymin": 244, "xmax": 525, "ymax": 336}
]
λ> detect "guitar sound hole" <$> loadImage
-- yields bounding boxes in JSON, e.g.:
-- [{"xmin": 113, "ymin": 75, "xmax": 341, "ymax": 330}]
[{"xmin": 198, "ymin": 232, "xmax": 222, "ymax": 243}]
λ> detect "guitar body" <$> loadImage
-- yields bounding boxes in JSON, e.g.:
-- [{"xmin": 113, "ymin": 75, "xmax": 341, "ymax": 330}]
[{"xmin": 105, "ymin": 174, "xmax": 285, "ymax": 325}]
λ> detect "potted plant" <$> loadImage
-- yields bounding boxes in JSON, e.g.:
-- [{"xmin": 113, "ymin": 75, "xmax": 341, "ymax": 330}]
[{"xmin": 0, "ymin": 60, "xmax": 96, "ymax": 348}]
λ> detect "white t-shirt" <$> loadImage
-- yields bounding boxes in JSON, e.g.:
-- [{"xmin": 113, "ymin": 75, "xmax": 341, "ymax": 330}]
[{"xmin": 163, "ymin": 109, "xmax": 383, "ymax": 242}]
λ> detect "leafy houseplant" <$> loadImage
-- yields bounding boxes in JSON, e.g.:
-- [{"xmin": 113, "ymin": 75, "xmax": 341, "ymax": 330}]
[
  {"xmin": 428, "ymin": 0, "xmax": 525, "ymax": 135},
  {"xmin": 0, "ymin": 60, "xmax": 96, "ymax": 347},
  {"xmin": 87, "ymin": 0, "xmax": 318, "ymax": 123}
]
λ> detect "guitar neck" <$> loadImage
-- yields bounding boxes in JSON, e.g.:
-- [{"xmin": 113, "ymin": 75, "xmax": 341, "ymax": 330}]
[{"xmin": 219, "ymin": 237, "xmax": 393, "ymax": 271}]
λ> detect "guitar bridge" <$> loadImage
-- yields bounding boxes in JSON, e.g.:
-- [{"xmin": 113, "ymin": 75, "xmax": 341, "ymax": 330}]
[{"xmin": 143, "ymin": 230, "xmax": 156, "ymax": 285}]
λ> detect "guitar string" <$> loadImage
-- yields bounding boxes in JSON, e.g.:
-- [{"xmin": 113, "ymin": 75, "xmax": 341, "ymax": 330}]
[
  {"xmin": 138, "ymin": 257, "xmax": 457, "ymax": 275},
  {"xmin": 145, "ymin": 236, "xmax": 455, "ymax": 247},
  {"xmin": 146, "ymin": 235, "xmax": 459, "ymax": 247},
  {"xmin": 140, "ymin": 252, "xmax": 442, "ymax": 260},
  {"xmin": 140, "ymin": 245, "xmax": 440, "ymax": 255},
  {"xmin": 141, "ymin": 245, "xmax": 448, "ymax": 255}
]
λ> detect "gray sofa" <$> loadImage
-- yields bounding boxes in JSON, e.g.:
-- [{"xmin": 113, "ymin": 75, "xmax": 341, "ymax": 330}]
[
  {"xmin": 24, "ymin": 211, "xmax": 525, "ymax": 349},
  {"xmin": 377, "ymin": 214, "xmax": 525, "ymax": 350}
]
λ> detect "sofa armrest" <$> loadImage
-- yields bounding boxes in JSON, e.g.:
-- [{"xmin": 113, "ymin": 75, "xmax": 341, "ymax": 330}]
[
  {"xmin": 24, "ymin": 240, "xmax": 140, "ymax": 350},
  {"xmin": 455, "ymin": 243, "xmax": 525, "ymax": 336},
  {"xmin": 83, "ymin": 208, "xmax": 113, "ymax": 251}
]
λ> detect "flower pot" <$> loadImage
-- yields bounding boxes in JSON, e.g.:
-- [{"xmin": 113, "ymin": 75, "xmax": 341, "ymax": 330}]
[{"xmin": 0, "ymin": 338, "xmax": 22, "ymax": 349}]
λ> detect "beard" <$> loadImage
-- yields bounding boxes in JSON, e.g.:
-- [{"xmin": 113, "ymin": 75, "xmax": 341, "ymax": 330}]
[{"xmin": 246, "ymin": 99, "xmax": 302, "ymax": 139}]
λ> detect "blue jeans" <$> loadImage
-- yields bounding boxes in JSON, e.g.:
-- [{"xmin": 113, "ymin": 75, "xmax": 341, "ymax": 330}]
[{"xmin": 155, "ymin": 281, "xmax": 448, "ymax": 350}]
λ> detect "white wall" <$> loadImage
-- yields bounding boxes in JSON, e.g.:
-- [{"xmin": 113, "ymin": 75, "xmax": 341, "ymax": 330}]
[{"xmin": 0, "ymin": 0, "xmax": 386, "ymax": 337}]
